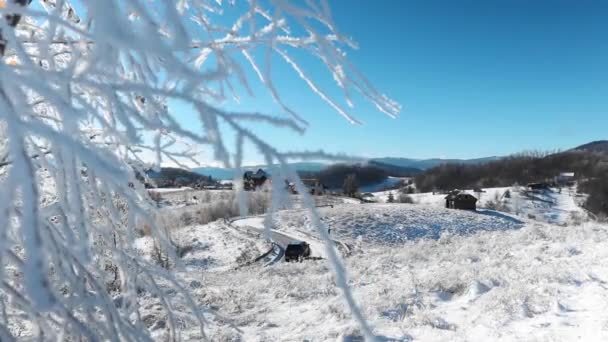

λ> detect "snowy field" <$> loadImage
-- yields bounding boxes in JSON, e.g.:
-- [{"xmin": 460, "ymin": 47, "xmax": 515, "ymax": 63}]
[
  {"xmin": 149, "ymin": 188, "xmax": 234, "ymax": 207},
  {"xmin": 232, "ymin": 216, "xmax": 330, "ymax": 258},
  {"xmin": 131, "ymin": 201, "xmax": 608, "ymax": 341},
  {"xmin": 270, "ymin": 203, "xmax": 524, "ymax": 244},
  {"xmin": 135, "ymin": 222, "xmax": 270, "ymax": 273},
  {"xmin": 372, "ymin": 186, "xmax": 589, "ymax": 226},
  {"xmin": 148, "ymin": 187, "xmax": 194, "ymax": 194}
]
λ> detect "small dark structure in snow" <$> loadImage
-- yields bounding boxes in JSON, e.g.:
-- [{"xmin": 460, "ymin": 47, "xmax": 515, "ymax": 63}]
[
  {"xmin": 284, "ymin": 180, "xmax": 296, "ymax": 194},
  {"xmin": 284, "ymin": 241, "xmax": 311, "ymax": 262},
  {"xmin": 445, "ymin": 191, "xmax": 477, "ymax": 210},
  {"xmin": 243, "ymin": 169, "xmax": 268, "ymax": 190},
  {"xmin": 555, "ymin": 172, "xmax": 575, "ymax": 186},
  {"xmin": 527, "ymin": 182, "xmax": 550, "ymax": 191},
  {"xmin": 301, "ymin": 178, "xmax": 327, "ymax": 195}
]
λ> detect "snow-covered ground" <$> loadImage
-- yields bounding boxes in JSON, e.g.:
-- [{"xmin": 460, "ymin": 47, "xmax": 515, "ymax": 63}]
[
  {"xmin": 371, "ymin": 186, "xmax": 589, "ymax": 226},
  {"xmin": 232, "ymin": 216, "xmax": 329, "ymax": 258},
  {"xmin": 130, "ymin": 200, "xmax": 608, "ymax": 341},
  {"xmin": 148, "ymin": 187, "xmax": 194, "ymax": 194},
  {"xmin": 269, "ymin": 203, "xmax": 524, "ymax": 244},
  {"xmin": 135, "ymin": 222, "xmax": 270, "ymax": 273}
]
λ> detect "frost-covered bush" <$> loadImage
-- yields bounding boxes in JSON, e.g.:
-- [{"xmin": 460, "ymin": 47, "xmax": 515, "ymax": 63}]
[
  {"xmin": 399, "ymin": 185, "xmax": 415, "ymax": 194},
  {"xmin": 247, "ymin": 190, "xmax": 272, "ymax": 216},
  {"xmin": 0, "ymin": 0, "xmax": 399, "ymax": 339},
  {"xmin": 484, "ymin": 192, "xmax": 510, "ymax": 212},
  {"xmin": 398, "ymin": 193, "xmax": 415, "ymax": 204},
  {"xmin": 193, "ymin": 190, "xmax": 269, "ymax": 225},
  {"xmin": 149, "ymin": 190, "xmax": 271, "ymax": 232},
  {"xmin": 343, "ymin": 173, "xmax": 360, "ymax": 198},
  {"xmin": 180, "ymin": 211, "xmax": 194, "ymax": 226}
]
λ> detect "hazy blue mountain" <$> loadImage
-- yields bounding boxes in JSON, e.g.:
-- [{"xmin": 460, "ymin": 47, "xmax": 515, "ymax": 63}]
[
  {"xmin": 193, "ymin": 162, "xmax": 329, "ymax": 180},
  {"xmin": 371, "ymin": 156, "xmax": 501, "ymax": 170},
  {"xmin": 192, "ymin": 167, "xmax": 236, "ymax": 180},
  {"xmin": 367, "ymin": 160, "xmax": 422, "ymax": 176},
  {"xmin": 193, "ymin": 158, "xmax": 503, "ymax": 180}
]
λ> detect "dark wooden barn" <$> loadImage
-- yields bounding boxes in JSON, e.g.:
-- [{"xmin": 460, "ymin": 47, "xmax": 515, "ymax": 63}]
[{"xmin": 445, "ymin": 191, "xmax": 478, "ymax": 210}]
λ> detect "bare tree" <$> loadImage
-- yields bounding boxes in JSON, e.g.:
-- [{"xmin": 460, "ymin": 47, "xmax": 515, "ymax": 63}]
[
  {"xmin": 343, "ymin": 173, "xmax": 360, "ymax": 198},
  {"xmin": 0, "ymin": 0, "xmax": 399, "ymax": 340}
]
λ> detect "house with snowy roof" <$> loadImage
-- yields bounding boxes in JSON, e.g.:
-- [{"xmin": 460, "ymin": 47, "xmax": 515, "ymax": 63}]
[{"xmin": 243, "ymin": 169, "xmax": 269, "ymax": 190}]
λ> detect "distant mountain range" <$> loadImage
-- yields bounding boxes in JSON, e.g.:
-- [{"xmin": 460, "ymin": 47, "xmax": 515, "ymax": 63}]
[
  {"xmin": 192, "ymin": 167, "xmax": 235, "ymax": 181},
  {"xmin": 370, "ymin": 156, "xmax": 501, "ymax": 171},
  {"xmin": 193, "ymin": 158, "xmax": 500, "ymax": 180},
  {"xmin": 193, "ymin": 162, "xmax": 328, "ymax": 180},
  {"xmin": 572, "ymin": 140, "xmax": 608, "ymax": 153},
  {"xmin": 186, "ymin": 140, "xmax": 608, "ymax": 183}
]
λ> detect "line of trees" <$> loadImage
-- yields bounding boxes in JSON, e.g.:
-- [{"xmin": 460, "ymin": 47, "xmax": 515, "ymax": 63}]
[
  {"xmin": 146, "ymin": 167, "xmax": 218, "ymax": 188},
  {"xmin": 414, "ymin": 150, "xmax": 608, "ymax": 218},
  {"xmin": 579, "ymin": 176, "xmax": 608, "ymax": 219},
  {"xmin": 415, "ymin": 151, "xmax": 606, "ymax": 193},
  {"xmin": 313, "ymin": 163, "xmax": 388, "ymax": 189}
]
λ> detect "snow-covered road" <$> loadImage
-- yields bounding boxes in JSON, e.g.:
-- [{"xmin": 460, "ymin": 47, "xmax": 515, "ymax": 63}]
[{"xmin": 231, "ymin": 216, "xmax": 330, "ymax": 259}]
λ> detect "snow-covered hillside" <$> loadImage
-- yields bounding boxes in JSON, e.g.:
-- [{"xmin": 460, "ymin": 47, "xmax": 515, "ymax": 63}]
[
  {"xmin": 138, "ymin": 202, "xmax": 608, "ymax": 341},
  {"xmin": 372, "ymin": 186, "xmax": 589, "ymax": 226}
]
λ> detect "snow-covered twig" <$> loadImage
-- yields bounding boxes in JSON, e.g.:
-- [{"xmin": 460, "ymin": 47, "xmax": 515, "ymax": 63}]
[{"xmin": 0, "ymin": 0, "xmax": 399, "ymax": 340}]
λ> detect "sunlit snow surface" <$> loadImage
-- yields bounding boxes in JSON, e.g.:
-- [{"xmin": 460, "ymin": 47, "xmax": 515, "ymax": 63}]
[
  {"xmin": 372, "ymin": 186, "xmax": 588, "ymax": 226},
  {"xmin": 271, "ymin": 204, "xmax": 524, "ymax": 243},
  {"xmin": 137, "ymin": 201, "xmax": 608, "ymax": 341}
]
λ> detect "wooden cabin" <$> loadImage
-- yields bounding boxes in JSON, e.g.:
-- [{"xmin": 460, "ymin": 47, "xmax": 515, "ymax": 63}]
[{"xmin": 445, "ymin": 191, "xmax": 477, "ymax": 210}]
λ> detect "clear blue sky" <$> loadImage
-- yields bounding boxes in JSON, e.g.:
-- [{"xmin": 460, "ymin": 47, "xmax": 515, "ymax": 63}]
[{"xmin": 173, "ymin": 0, "xmax": 608, "ymax": 164}]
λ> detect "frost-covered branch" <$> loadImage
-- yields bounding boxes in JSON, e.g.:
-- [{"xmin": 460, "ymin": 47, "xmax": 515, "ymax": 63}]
[{"xmin": 0, "ymin": 0, "xmax": 399, "ymax": 340}]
